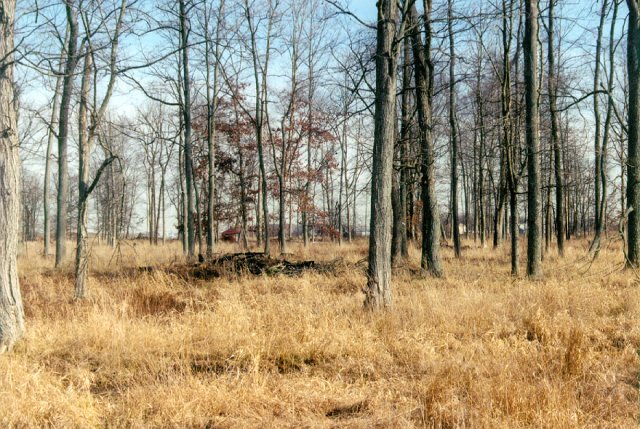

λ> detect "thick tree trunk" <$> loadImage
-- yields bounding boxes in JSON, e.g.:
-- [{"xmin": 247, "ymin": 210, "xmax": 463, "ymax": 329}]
[
  {"xmin": 524, "ymin": 0, "xmax": 543, "ymax": 277},
  {"xmin": 0, "ymin": 0, "xmax": 25, "ymax": 352},
  {"xmin": 365, "ymin": 0, "xmax": 398, "ymax": 310},
  {"xmin": 626, "ymin": 0, "xmax": 640, "ymax": 267},
  {"xmin": 410, "ymin": 1, "xmax": 443, "ymax": 277}
]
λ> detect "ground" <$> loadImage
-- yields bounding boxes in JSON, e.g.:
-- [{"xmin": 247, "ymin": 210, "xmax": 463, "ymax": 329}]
[{"xmin": 2, "ymin": 238, "xmax": 638, "ymax": 428}]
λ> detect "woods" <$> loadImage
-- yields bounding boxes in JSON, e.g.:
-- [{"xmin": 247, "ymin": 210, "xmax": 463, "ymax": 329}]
[{"xmin": 2, "ymin": 1, "xmax": 640, "ymax": 426}]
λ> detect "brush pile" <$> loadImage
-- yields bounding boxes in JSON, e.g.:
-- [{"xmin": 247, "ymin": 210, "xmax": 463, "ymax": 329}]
[{"xmin": 181, "ymin": 252, "xmax": 353, "ymax": 279}]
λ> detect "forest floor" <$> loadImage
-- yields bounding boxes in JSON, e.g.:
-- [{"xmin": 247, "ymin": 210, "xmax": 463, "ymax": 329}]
[{"xmin": 2, "ymin": 237, "xmax": 639, "ymax": 428}]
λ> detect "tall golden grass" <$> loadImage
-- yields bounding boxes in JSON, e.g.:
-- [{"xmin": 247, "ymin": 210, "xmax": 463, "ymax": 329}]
[{"xmin": 3, "ymin": 238, "xmax": 638, "ymax": 428}]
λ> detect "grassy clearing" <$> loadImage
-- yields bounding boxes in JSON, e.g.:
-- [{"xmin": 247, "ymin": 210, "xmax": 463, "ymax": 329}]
[{"xmin": 3, "ymin": 239, "xmax": 639, "ymax": 428}]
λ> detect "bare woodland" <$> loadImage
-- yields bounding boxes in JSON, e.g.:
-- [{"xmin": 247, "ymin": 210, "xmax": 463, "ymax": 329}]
[{"xmin": 0, "ymin": 0, "xmax": 640, "ymax": 425}]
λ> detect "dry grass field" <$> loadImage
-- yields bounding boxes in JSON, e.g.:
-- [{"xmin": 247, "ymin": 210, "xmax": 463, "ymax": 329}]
[{"xmin": 2, "ymin": 238, "xmax": 639, "ymax": 428}]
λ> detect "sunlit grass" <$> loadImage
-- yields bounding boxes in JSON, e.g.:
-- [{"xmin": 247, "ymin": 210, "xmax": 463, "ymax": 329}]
[{"xmin": 3, "ymin": 237, "xmax": 639, "ymax": 428}]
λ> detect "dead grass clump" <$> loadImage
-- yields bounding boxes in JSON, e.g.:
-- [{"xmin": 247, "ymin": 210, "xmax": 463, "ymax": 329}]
[
  {"xmin": 325, "ymin": 399, "xmax": 369, "ymax": 418},
  {"xmin": 129, "ymin": 288, "xmax": 188, "ymax": 316}
]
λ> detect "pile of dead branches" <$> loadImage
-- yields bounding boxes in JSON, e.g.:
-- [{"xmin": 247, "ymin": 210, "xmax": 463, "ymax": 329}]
[{"xmin": 176, "ymin": 252, "xmax": 355, "ymax": 280}]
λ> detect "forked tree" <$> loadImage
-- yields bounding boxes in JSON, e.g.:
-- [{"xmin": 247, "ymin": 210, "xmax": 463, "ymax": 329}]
[
  {"xmin": 409, "ymin": 0, "xmax": 443, "ymax": 277},
  {"xmin": 74, "ymin": 0, "xmax": 128, "ymax": 299}
]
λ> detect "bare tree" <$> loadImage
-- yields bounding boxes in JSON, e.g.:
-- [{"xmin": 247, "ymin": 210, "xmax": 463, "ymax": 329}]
[
  {"xmin": 410, "ymin": 0, "xmax": 442, "ymax": 277},
  {"xmin": 524, "ymin": 0, "xmax": 542, "ymax": 277},
  {"xmin": 364, "ymin": 0, "xmax": 404, "ymax": 309},
  {"xmin": 44, "ymin": 25, "xmax": 69, "ymax": 257},
  {"xmin": 204, "ymin": 0, "xmax": 225, "ymax": 259},
  {"xmin": 547, "ymin": 0, "xmax": 564, "ymax": 257},
  {"xmin": 448, "ymin": 0, "xmax": 461, "ymax": 258},
  {"xmin": 0, "ymin": 0, "xmax": 25, "ymax": 352},
  {"xmin": 55, "ymin": 0, "xmax": 81, "ymax": 268},
  {"xmin": 74, "ymin": 0, "xmax": 127, "ymax": 299},
  {"xmin": 391, "ymin": 34, "xmax": 411, "ymax": 264},
  {"xmin": 179, "ymin": 0, "xmax": 197, "ymax": 259},
  {"xmin": 627, "ymin": 0, "xmax": 640, "ymax": 267},
  {"xmin": 589, "ymin": 0, "xmax": 610, "ymax": 253},
  {"xmin": 242, "ymin": 0, "xmax": 279, "ymax": 255}
]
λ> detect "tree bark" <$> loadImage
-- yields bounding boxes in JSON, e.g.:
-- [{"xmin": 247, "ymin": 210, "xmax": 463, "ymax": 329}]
[
  {"xmin": 591, "ymin": 0, "xmax": 609, "ymax": 253},
  {"xmin": 626, "ymin": 0, "xmax": 640, "ymax": 267},
  {"xmin": 74, "ymin": 50, "xmax": 92, "ymax": 299},
  {"xmin": 0, "ymin": 0, "xmax": 25, "ymax": 352},
  {"xmin": 548, "ymin": 0, "xmax": 565, "ymax": 257},
  {"xmin": 179, "ymin": 0, "xmax": 196, "ymax": 260},
  {"xmin": 365, "ymin": 0, "xmax": 398, "ymax": 310},
  {"xmin": 448, "ymin": 0, "xmax": 461, "ymax": 258},
  {"xmin": 44, "ymin": 27, "xmax": 68, "ymax": 258},
  {"xmin": 410, "ymin": 1, "xmax": 443, "ymax": 277},
  {"xmin": 55, "ymin": 1, "xmax": 80, "ymax": 268},
  {"xmin": 205, "ymin": 0, "xmax": 224, "ymax": 260},
  {"xmin": 524, "ymin": 0, "xmax": 543, "ymax": 277},
  {"xmin": 245, "ymin": 0, "xmax": 274, "ymax": 255}
]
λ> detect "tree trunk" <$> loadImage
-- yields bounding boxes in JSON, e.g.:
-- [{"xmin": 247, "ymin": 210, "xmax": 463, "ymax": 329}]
[
  {"xmin": 391, "ymin": 163, "xmax": 403, "ymax": 265},
  {"xmin": 509, "ymin": 182, "xmax": 519, "ymax": 275},
  {"xmin": 74, "ymin": 51, "xmax": 92, "ymax": 299},
  {"xmin": 475, "ymin": 55, "xmax": 486, "ymax": 248},
  {"xmin": 0, "ymin": 0, "xmax": 25, "ymax": 352},
  {"xmin": 626, "ymin": 0, "xmax": 640, "ymax": 267},
  {"xmin": 591, "ymin": 0, "xmax": 609, "ymax": 253},
  {"xmin": 238, "ymin": 145, "xmax": 249, "ymax": 251},
  {"xmin": 524, "ymin": 0, "xmax": 543, "ymax": 277},
  {"xmin": 365, "ymin": 0, "xmax": 398, "ymax": 310},
  {"xmin": 205, "ymin": 0, "xmax": 224, "ymax": 260},
  {"xmin": 178, "ymin": 144, "xmax": 188, "ymax": 254},
  {"xmin": 44, "ymin": 27, "xmax": 68, "ymax": 258},
  {"xmin": 193, "ymin": 175, "xmax": 204, "ymax": 259},
  {"xmin": 548, "ymin": 0, "xmax": 565, "ymax": 257},
  {"xmin": 399, "ymin": 34, "xmax": 410, "ymax": 257},
  {"xmin": 410, "ymin": 1, "xmax": 443, "ymax": 277},
  {"xmin": 55, "ymin": 2, "xmax": 80, "ymax": 268},
  {"xmin": 179, "ymin": 0, "xmax": 196, "ymax": 260},
  {"xmin": 448, "ymin": 0, "xmax": 461, "ymax": 258}
]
